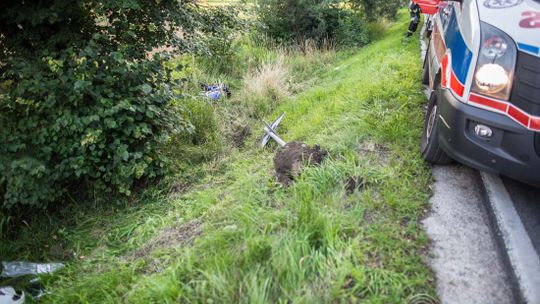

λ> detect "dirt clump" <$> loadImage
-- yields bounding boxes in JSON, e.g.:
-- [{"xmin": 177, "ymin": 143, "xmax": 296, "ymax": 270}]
[
  {"xmin": 133, "ymin": 219, "xmax": 202, "ymax": 259},
  {"xmin": 345, "ymin": 176, "xmax": 365, "ymax": 195},
  {"xmin": 230, "ymin": 125, "xmax": 251, "ymax": 148},
  {"xmin": 274, "ymin": 141, "xmax": 328, "ymax": 185}
]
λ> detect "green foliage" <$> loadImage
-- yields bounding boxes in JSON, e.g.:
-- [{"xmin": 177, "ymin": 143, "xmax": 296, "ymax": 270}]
[
  {"xmin": 256, "ymin": 0, "xmax": 370, "ymax": 47},
  {"xmin": 197, "ymin": 7, "xmax": 250, "ymax": 76},
  {"xmin": 334, "ymin": 12, "xmax": 371, "ymax": 47},
  {"xmin": 2, "ymin": 11, "xmax": 438, "ymax": 302},
  {"xmin": 366, "ymin": 20, "xmax": 391, "ymax": 41},
  {"xmin": 0, "ymin": 0, "xmax": 239, "ymax": 210},
  {"xmin": 350, "ymin": 0, "xmax": 405, "ymax": 21},
  {"xmin": 166, "ymin": 98, "xmax": 222, "ymax": 166}
]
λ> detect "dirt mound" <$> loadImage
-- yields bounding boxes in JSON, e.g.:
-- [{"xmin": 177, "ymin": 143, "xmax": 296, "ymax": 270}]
[
  {"xmin": 274, "ymin": 141, "xmax": 327, "ymax": 185},
  {"xmin": 133, "ymin": 219, "xmax": 202, "ymax": 259}
]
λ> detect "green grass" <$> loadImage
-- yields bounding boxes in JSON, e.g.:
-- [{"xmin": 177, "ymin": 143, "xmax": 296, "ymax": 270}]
[{"xmin": 1, "ymin": 12, "xmax": 437, "ymax": 303}]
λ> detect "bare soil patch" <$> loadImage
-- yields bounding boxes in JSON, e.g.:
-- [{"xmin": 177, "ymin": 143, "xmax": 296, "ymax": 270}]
[
  {"xmin": 345, "ymin": 176, "xmax": 365, "ymax": 195},
  {"xmin": 358, "ymin": 140, "xmax": 390, "ymax": 165},
  {"xmin": 170, "ymin": 181, "xmax": 191, "ymax": 194},
  {"xmin": 133, "ymin": 219, "xmax": 202, "ymax": 259}
]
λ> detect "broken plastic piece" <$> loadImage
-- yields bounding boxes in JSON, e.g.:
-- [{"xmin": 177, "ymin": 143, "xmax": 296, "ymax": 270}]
[
  {"xmin": 0, "ymin": 287, "xmax": 25, "ymax": 304},
  {"xmin": 200, "ymin": 83, "xmax": 231, "ymax": 100},
  {"xmin": 26, "ymin": 278, "xmax": 48, "ymax": 300},
  {"xmin": 1, "ymin": 262, "xmax": 64, "ymax": 278}
]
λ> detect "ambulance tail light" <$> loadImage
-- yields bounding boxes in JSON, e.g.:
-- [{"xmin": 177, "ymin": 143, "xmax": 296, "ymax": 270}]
[{"xmin": 471, "ymin": 22, "xmax": 516, "ymax": 101}]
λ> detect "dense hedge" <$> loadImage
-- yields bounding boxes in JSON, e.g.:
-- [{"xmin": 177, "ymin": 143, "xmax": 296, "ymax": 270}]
[
  {"xmin": 256, "ymin": 0, "xmax": 404, "ymax": 46},
  {"xmin": 0, "ymin": 0, "xmax": 238, "ymax": 210},
  {"xmin": 256, "ymin": 0, "xmax": 370, "ymax": 46},
  {"xmin": 350, "ymin": 0, "xmax": 404, "ymax": 21}
]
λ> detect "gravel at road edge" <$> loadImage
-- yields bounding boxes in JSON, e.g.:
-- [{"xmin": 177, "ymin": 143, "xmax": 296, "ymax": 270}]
[{"xmin": 422, "ymin": 166, "xmax": 514, "ymax": 304}]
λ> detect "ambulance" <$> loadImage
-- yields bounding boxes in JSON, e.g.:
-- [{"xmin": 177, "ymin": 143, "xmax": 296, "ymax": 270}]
[{"xmin": 419, "ymin": 0, "xmax": 540, "ymax": 185}]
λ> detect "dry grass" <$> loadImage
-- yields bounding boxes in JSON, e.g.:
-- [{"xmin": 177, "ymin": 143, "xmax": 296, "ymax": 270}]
[
  {"xmin": 242, "ymin": 54, "xmax": 290, "ymax": 103},
  {"xmin": 132, "ymin": 219, "xmax": 202, "ymax": 259},
  {"xmin": 299, "ymin": 38, "xmax": 336, "ymax": 57}
]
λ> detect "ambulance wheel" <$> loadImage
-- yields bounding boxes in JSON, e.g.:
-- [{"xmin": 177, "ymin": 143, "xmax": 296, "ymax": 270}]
[
  {"xmin": 421, "ymin": 87, "xmax": 452, "ymax": 164},
  {"xmin": 422, "ymin": 48, "xmax": 430, "ymax": 85}
]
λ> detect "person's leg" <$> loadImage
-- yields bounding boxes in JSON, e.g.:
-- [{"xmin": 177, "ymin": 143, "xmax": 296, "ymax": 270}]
[{"xmin": 407, "ymin": 20, "xmax": 419, "ymax": 37}]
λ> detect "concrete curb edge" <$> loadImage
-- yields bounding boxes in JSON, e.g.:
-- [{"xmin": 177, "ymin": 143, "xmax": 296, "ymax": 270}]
[{"xmin": 480, "ymin": 172, "xmax": 540, "ymax": 304}]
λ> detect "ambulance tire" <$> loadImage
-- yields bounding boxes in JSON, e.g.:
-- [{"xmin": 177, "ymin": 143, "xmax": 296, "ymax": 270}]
[
  {"xmin": 422, "ymin": 47, "xmax": 430, "ymax": 85},
  {"xmin": 421, "ymin": 86, "xmax": 452, "ymax": 164}
]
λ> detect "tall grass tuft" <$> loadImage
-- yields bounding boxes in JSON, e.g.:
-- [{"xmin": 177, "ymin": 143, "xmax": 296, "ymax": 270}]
[{"xmin": 241, "ymin": 54, "xmax": 290, "ymax": 118}]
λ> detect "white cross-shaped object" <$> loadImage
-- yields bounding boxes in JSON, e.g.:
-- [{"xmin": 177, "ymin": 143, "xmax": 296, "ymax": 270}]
[{"xmin": 261, "ymin": 112, "xmax": 287, "ymax": 148}]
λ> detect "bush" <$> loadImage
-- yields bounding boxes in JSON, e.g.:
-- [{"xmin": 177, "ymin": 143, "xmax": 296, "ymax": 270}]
[
  {"xmin": 256, "ymin": 0, "xmax": 370, "ymax": 47},
  {"xmin": 350, "ymin": 0, "xmax": 404, "ymax": 21},
  {"xmin": 0, "ymin": 1, "xmax": 238, "ymax": 210},
  {"xmin": 196, "ymin": 7, "xmax": 249, "ymax": 76},
  {"xmin": 334, "ymin": 11, "xmax": 370, "ymax": 47},
  {"xmin": 0, "ymin": 50, "xmax": 180, "ymax": 208}
]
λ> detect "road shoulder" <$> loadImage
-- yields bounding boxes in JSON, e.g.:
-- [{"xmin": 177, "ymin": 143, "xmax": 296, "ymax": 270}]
[
  {"xmin": 480, "ymin": 173, "xmax": 540, "ymax": 304},
  {"xmin": 422, "ymin": 165, "xmax": 514, "ymax": 304}
]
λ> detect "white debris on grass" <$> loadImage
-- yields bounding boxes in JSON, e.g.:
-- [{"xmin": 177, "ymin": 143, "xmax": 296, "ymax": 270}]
[
  {"xmin": 0, "ymin": 286, "xmax": 25, "ymax": 304},
  {"xmin": 1, "ymin": 262, "xmax": 64, "ymax": 278}
]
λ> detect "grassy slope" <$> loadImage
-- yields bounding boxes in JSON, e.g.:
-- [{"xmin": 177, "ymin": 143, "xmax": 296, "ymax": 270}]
[{"xmin": 3, "ymin": 13, "xmax": 436, "ymax": 303}]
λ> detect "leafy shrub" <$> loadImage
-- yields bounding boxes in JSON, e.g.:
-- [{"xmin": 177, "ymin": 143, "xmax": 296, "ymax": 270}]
[
  {"xmin": 0, "ymin": 0, "xmax": 239, "ymax": 210},
  {"xmin": 334, "ymin": 11, "xmax": 370, "ymax": 47},
  {"xmin": 256, "ymin": 0, "xmax": 370, "ymax": 47},
  {"xmin": 350, "ymin": 0, "xmax": 405, "ymax": 21},
  {"xmin": 196, "ymin": 7, "xmax": 249, "ymax": 77},
  {"xmin": 0, "ymin": 50, "xmax": 181, "ymax": 208}
]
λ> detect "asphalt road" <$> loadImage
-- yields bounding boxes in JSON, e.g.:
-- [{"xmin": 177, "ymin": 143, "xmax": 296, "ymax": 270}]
[{"xmin": 502, "ymin": 177, "xmax": 540, "ymax": 256}]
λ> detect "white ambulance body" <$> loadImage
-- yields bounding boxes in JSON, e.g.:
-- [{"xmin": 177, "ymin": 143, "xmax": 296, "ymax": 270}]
[{"xmin": 421, "ymin": 0, "xmax": 540, "ymax": 185}]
